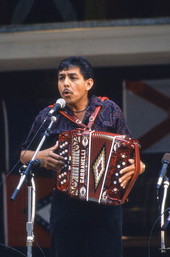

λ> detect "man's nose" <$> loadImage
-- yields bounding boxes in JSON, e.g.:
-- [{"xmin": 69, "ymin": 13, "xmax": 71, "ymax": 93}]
[{"xmin": 63, "ymin": 77, "xmax": 70, "ymax": 86}]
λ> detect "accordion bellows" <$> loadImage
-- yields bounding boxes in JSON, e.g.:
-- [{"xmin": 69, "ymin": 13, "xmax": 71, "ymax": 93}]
[{"xmin": 56, "ymin": 129, "xmax": 141, "ymax": 205}]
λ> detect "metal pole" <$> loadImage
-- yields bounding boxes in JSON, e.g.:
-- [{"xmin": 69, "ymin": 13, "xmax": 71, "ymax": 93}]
[
  {"xmin": 26, "ymin": 177, "xmax": 36, "ymax": 257},
  {"xmin": 160, "ymin": 178, "xmax": 169, "ymax": 253}
]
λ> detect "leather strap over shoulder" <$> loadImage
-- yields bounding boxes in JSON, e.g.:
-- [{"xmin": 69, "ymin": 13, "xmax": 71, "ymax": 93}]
[
  {"xmin": 59, "ymin": 96, "xmax": 109, "ymax": 130},
  {"xmin": 87, "ymin": 97, "xmax": 109, "ymax": 129},
  {"xmin": 59, "ymin": 110, "xmax": 87, "ymax": 128},
  {"xmin": 98, "ymin": 96, "xmax": 109, "ymax": 101}
]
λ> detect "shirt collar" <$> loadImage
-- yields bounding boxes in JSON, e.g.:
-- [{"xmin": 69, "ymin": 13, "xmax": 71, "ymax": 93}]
[{"xmin": 63, "ymin": 95, "xmax": 104, "ymax": 115}]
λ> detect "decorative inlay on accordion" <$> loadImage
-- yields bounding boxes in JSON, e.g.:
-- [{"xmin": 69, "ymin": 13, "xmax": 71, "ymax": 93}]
[{"xmin": 56, "ymin": 129, "xmax": 141, "ymax": 205}]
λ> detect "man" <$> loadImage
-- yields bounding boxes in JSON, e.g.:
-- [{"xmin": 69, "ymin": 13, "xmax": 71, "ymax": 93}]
[{"xmin": 21, "ymin": 56, "xmax": 145, "ymax": 257}]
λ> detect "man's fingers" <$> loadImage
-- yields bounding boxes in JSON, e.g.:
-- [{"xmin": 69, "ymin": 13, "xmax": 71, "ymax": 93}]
[
  {"xmin": 119, "ymin": 159, "xmax": 135, "ymax": 188},
  {"xmin": 51, "ymin": 141, "xmax": 59, "ymax": 151},
  {"xmin": 119, "ymin": 170, "xmax": 134, "ymax": 182},
  {"xmin": 119, "ymin": 170, "xmax": 134, "ymax": 188},
  {"xmin": 44, "ymin": 158, "xmax": 65, "ymax": 170}
]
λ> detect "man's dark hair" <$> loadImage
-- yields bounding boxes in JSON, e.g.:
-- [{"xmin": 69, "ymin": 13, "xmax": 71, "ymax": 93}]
[{"xmin": 57, "ymin": 56, "xmax": 94, "ymax": 80}]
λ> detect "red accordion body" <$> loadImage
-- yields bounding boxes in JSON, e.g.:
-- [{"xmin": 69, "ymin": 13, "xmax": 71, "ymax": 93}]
[{"xmin": 56, "ymin": 129, "xmax": 140, "ymax": 205}]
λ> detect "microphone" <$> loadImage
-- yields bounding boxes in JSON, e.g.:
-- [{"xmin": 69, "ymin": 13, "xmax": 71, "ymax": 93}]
[
  {"xmin": 157, "ymin": 153, "xmax": 170, "ymax": 189},
  {"xmin": 48, "ymin": 98, "xmax": 66, "ymax": 116}
]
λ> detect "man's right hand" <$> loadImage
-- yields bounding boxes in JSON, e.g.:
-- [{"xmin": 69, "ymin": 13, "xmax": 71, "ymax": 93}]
[{"xmin": 20, "ymin": 142, "xmax": 65, "ymax": 172}]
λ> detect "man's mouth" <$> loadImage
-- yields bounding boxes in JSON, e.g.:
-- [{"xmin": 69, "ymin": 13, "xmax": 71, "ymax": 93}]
[{"xmin": 62, "ymin": 89, "xmax": 73, "ymax": 96}]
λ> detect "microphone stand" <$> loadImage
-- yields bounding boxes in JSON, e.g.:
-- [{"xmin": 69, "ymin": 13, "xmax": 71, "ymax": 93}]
[
  {"xmin": 160, "ymin": 177, "xmax": 170, "ymax": 253},
  {"xmin": 26, "ymin": 169, "xmax": 36, "ymax": 257},
  {"xmin": 11, "ymin": 115, "xmax": 57, "ymax": 257}
]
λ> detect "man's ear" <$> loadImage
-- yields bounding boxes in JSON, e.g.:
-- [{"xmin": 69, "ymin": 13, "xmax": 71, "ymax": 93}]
[{"xmin": 86, "ymin": 78, "xmax": 94, "ymax": 91}]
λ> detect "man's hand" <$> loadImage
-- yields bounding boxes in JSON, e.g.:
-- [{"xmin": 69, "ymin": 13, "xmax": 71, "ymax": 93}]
[
  {"xmin": 20, "ymin": 142, "xmax": 65, "ymax": 172},
  {"xmin": 37, "ymin": 142, "xmax": 65, "ymax": 171},
  {"xmin": 119, "ymin": 159, "xmax": 145, "ymax": 188}
]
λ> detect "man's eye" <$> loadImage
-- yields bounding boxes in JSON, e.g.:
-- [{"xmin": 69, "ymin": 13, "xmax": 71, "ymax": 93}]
[
  {"xmin": 71, "ymin": 76, "xmax": 77, "ymax": 80},
  {"xmin": 58, "ymin": 76, "xmax": 64, "ymax": 80}
]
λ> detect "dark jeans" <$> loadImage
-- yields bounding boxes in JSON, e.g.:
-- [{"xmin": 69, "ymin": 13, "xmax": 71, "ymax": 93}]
[{"xmin": 50, "ymin": 189, "xmax": 123, "ymax": 257}]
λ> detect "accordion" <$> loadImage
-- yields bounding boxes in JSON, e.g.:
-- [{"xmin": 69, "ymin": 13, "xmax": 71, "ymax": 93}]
[{"xmin": 56, "ymin": 129, "xmax": 141, "ymax": 206}]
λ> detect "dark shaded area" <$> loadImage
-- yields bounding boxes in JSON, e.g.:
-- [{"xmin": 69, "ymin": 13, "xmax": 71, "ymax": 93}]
[{"xmin": 0, "ymin": 0, "xmax": 170, "ymax": 25}]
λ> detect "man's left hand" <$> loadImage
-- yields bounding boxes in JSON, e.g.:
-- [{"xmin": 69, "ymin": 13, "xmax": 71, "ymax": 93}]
[{"xmin": 119, "ymin": 159, "xmax": 145, "ymax": 188}]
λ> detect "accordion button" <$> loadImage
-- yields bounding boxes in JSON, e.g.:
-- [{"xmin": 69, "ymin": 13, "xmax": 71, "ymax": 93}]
[{"xmin": 80, "ymin": 187, "xmax": 86, "ymax": 196}]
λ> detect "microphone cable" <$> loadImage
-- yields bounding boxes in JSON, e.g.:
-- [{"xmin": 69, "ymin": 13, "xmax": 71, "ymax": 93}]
[{"xmin": 0, "ymin": 242, "xmax": 27, "ymax": 256}]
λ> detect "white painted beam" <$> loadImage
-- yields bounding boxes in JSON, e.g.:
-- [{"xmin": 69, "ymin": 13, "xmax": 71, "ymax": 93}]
[{"xmin": 0, "ymin": 24, "xmax": 170, "ymax": 71}]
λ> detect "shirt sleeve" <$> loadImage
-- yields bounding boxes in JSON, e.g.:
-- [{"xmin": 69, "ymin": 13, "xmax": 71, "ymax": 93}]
[{"xmin": 113, "ymin": 104, "xmax": 132, "ymax": 137}]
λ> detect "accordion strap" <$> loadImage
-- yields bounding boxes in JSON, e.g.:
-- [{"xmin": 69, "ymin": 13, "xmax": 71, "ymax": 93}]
[
  {"xmin": 59, "ymin": 96, "xmax": 108, "ymax": 129},
  {"xmin": 59, "ymin": 110, "xmax": 87, "ymax": 128},
  {"xmin": 87, "ymin": 97, "xmax": 108, "ymax": 129}
]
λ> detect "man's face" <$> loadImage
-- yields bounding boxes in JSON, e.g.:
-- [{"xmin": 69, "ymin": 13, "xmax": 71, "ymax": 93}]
[{"xmin": 57, "ymin": 67, "xmax": 93, "ymax": 107}]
